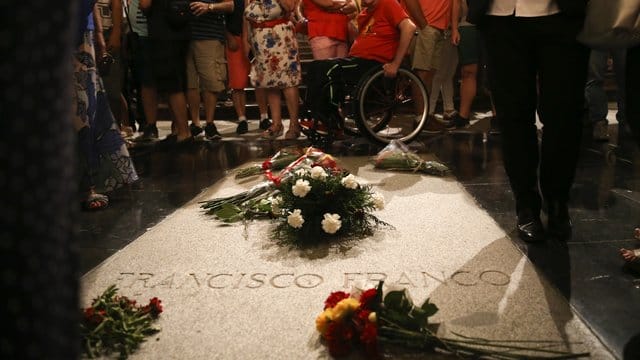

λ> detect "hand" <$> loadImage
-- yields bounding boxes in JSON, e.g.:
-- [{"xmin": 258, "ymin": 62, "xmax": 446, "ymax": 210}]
[
  {"xmin": 190, "ymin": 1, "xmax": 210, "ymax": 16},
  {"xmin": 95, "ymin": 32, "xmax": 107, "ymax": 57},
  {"xmin": 382, "ymin": 62, "xmax": 399, "ymax": 78},
  {"xmin": 450, "ymin": 28, "xmax": 460, "ymax": 46},
  {"xmin": 621, "ymin": 248, "xmax": 638, "ymax": 262},
  {"xmin": 227, "ymin": 36, "xmax": 239, "ymax": 51},
  {"xmin": 107, "ymin": 30, "xmax": 122, "ymax": 52}
]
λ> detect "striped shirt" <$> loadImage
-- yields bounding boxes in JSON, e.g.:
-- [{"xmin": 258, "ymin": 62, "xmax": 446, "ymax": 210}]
[
  {"xmin": 128, "ymin": 0, "xmax": 149, "ymax": 37},
  {"xmin": 190, "ymin": 0, "xmax": 226, "ymax": 41}
]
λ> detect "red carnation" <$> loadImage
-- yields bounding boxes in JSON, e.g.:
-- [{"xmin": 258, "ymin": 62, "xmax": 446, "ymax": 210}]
[
  {"xmin": 359, "ymin": 289, "xmax": 378, "ymax": 310},
  {"xmin": 324, "ymin": 291, "xmax": 350, "ymax": 310},
  {"xmin": 355, "ymin": 309, "xmax": 371, "ymax": 327},
  {"xmin": 148, "ymin": 297, "xmax": 163, "ymax": 317},
  {"xmin": 141, "ymin": 297, "xmax": 163, "ymax": 318},
  {"xmin": 325, "ymin": 322, "xmax": 355, "ymax": 357},
  {"xmin": 83, "ymin": 307, "xmax": 105, "ymax": 325},
  {"xmin": 360, "ymin": 322, "xmax": 378, "ymax": 357},
  {"xmin": 261, "ymin": 160, "xmax": 272, "ymax": 170},
  {"xmin": 327, "ymin": 339, "xmax": 352, "ymax": 357}
]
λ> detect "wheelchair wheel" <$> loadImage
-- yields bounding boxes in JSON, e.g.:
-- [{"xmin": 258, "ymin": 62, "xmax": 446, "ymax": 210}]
[{"xmin": 355, "ymin": 67, "xmax": 428, "ymax": 145}]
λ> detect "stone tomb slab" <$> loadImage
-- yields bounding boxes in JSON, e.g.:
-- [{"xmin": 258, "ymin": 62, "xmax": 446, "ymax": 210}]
[{"xmin": 81, "ymin": 157, "xmax": 612, "ymax": 359}]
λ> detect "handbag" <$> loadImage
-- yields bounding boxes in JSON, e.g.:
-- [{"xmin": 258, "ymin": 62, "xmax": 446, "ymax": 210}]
[{"xmin": 577, "ymin": 0, "xmax": 640, "ymax": 49}]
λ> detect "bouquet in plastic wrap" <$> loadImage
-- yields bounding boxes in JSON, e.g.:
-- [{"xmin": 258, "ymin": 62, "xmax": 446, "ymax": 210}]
[{"xmin": 372, "ymin": 140, "xmax": 449, "ymax": 176}]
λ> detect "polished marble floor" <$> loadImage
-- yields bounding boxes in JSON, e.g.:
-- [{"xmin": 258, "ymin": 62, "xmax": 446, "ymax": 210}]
[{"xmin": 78, "ymin": 115, "xmax": 640, "ymax": 359}]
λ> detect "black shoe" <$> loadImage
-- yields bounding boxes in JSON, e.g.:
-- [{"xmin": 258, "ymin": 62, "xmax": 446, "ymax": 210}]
[
  {"xmin": 517, "ymin": 210, "xmax": 545, "ymax": 243},
  {"xmin": 547, "ymin": 202, "xmax": 572, "ymax": 240},
  {"xmin": 422, "ymin": 116, "xmax": 447, "ymax": 134},
  {"xmin": 133, "ymin": 123, "xmax": 159, "ymax": 142},
  {"xmin": 236, "ymin": 120, "xmax": 248, "ymax": 135},
  {"xmin": 259, "ymin": 118, "xmax": 272, "ymax": 130},
  {"xmin": 446, "ymin": 114, "xmax": 470, "ymax": 130},
  {"xmin": 190, "ymin": 123, "xmax": 204, "ymax": 137},
  {"xmin": 204, "ymin": 123, "xmax": 221, "ymax": 140}
]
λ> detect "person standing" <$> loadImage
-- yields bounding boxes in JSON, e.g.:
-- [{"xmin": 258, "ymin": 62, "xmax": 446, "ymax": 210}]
[
  {"xmin": 585, "ymin": 48, "xmax": 627, "ymax": 142},
  {"xmin": 140, "ymin": 0, "xmax": 193, "ymax": 144},
  {"xmin": 470, "ymin": 0, "xmax": 589, "ymax": 242},
  {"xmin": 302, "ymin": 0, "xmax": 353, "ymax": 59},
  {"xmin": 186, "ymin": 0, "xmax": 234, "ymax": 140},
  {"xmin": 402, "ymin": 0, "xmax": 453, "ymax": 94},
  {"xmin": 245, "ymin": 0, "xmax": 303, "ymax": 140}
]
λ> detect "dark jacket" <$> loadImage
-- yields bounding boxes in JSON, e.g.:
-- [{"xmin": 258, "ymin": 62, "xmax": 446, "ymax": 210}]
[{"xmin": 466, "ymin": 0, "xmax": 587, "ymax": 25}]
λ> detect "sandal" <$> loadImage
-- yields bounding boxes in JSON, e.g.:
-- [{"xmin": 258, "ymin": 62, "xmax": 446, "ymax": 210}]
[
  {"xmin": 260, "ymin": 126, "xmax": 283, "ymax": 139},
  {"xmin": 82, "ymin": 192, "xmax": 109, "ymax": 211},
  {"xmin": 285, "ymin": 127, "xmax": 301, "ymax": 140}
]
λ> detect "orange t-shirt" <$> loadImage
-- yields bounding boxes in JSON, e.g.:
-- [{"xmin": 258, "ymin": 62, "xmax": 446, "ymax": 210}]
[
  {"xmin": 303, "ymin": 0, "xmax": 349, "ymax": 41},
  {"xmin": 348, "ymin": 0, "xmax": 409, "ymax": 63},
  {"xmin": 402, "ymin": 0, "xmax": 450, "ymax": 30}
]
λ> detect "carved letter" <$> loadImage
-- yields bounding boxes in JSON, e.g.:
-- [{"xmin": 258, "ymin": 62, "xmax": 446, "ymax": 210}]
[
  {"xmin": 176, "ymin": 273, "xmax": 208, "ymax": 289},
  {"xmin": 270, "ymin": 273, "xmax": 294, "ymax": 288},
  {"xmin": 450, "ymin": 270, "xmax": 477, "ymax": 286},
  {"xmin": 130, "ymin": 272, "xmax": 154, "ymax": 288},
  {"xmin": 247, "ymin": 273, "xmax": 267, "ymax": 289},
  {"xmin": 479, "ymin": 270, "xmax": 510, "ymax": 286},
  {"xmin": 294, "ymin": 274, "xmax": 323, "ymax": 288},
  {"xmin": 208, "ymin": 273, "xmax": 232, "ymax": 289},
  {"xmin": 116, "ymin": 272, "xmax": 135, "ymax": 288},
  {"xmin": 366, "ymin": 273, "xmax": 387, "ymax": 287},
  {"xmin": 233, "ymin": 273, "xmax": 246, "ymax": 289},
  {"xmin": 343, "ymin": 273, "xmax": 362, "ymax": 288},
  {"xmin": 152, "ymin": 274, "xmax": 175, "ymax": 289},
  {"xmin": 421, "ymin": 271, "xmax": 447, "ymax": 287},
  {"xmin": 396, "ymin": 272, "xmax": 416, "ymax": 287}
]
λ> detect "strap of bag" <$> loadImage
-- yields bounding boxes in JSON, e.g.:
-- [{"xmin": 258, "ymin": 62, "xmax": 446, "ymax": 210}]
[{"xmin": 123, "ymin": 0, "xmax": 136, "ymax": 34}]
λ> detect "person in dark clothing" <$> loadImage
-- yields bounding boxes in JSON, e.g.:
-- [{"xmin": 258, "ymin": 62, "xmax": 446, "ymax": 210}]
[{"xmin": 468, "ymin": 0, "xmax": 589, "ymax": 242}]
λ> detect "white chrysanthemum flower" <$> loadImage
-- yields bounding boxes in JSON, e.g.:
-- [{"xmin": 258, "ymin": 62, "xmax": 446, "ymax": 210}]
[
  {"xmin": 270, "ymin": 196, "xmax": 282, "ymax": 214},
  {"xmin": 287, "ymin": 209, "xmax": 305, "ymax": 228},
  {"xmin": 310, "ymin": 166, "xmax": 328, "ymax": 180},
  {"xmin": 371, "ymin": 192, "xmax": 385, "ymax": 210},
  {"xmin": 292, "ymin": 179, "xmax": 311, "ymax": 197},
  {"xmin": 321, "ymin": 213, "xmax": 342, "ymax": 234},
  {"xmin": 341, "ymin": 174, "xmax": 359, "ymax": 189},
  {"xmin": 295, "ymin": 168, "xmax": 308, "ymax": 177}
]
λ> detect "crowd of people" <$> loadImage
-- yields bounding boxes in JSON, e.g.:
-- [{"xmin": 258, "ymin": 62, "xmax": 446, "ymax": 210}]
[{"xmin": 79, "ymin": 0, "xmax": 639, "ymax": 268}]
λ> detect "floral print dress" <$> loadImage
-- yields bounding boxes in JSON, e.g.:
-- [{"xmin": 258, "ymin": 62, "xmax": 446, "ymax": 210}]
[{"xmin": 245, "ymin": 0, "xmax": 302, "ymax": 88}]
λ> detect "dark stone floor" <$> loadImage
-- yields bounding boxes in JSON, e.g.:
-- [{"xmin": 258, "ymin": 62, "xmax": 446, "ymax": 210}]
[{"xmin": 78, "ymin": 118, "xmax": 640, "ymax": 359}]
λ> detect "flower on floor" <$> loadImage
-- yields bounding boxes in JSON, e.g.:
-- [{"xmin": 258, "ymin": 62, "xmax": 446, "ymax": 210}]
[
  {"xmin": 373, "ymin": 140, "xmax": 450, "ymax": 176},
  {"xmin": 233, "ymin": 146, "xmax": 304, "ymax": 179},
  {"xmin": 202, "ymin": 148, "xmax": 390, "ymax": 244},
  {"xmin": 316, "ymin": 281, "xmax": 591, "ymax": 359},
  {"xmin": 273, "ymin": 165, "xmax": 388, "ymax": 243},
  {"xmin": 80, "ymin": 285, "xmax": 162, "ymax": 359}
]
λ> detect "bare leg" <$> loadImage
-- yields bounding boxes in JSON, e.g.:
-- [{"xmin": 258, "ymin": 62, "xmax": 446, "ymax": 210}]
[
  {"xmin": 458, "ymin": 64, "xmax": 478, "ymax": 119},
  {"xmin": 187, "ymin": 88, "xmax": 202, "ymax": 128},
  {"xmin": 283, "ymin": 86, "xmax": 300, "ymax": 137},
  {"xmin": 168, "ymin": 91, "xmax": 191, "ymax": 141},
  {"xmin": 232, "ymin": 89, "xmax": 247, "ymax": 119},
  {"xmin": 141, "ymin": 86, "xmax": 158, "ymax": 126},
  {"xmin": 203, "ymin": 90, "xmax": 218, "ymax": 125}
]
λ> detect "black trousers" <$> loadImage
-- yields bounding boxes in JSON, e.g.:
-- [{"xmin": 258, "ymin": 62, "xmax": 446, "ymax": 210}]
[
  {"xmin": 626, "ymin": 45, "xmax": 640, "ymax": 147},
  {"xmin": 481, "ymin": 14, "xmax": 589, "ymax": 215}
]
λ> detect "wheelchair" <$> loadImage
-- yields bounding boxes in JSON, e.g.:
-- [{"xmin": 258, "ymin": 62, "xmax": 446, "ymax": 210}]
[{"xmin": 300, "ymin": 63, "xmax": 429, "ymax": 147}]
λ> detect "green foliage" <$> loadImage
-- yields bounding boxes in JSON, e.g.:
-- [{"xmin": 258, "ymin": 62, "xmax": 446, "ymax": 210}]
[
  {"xmin": 80, "ymin": 285, "xmax": 162, "ymax": 360},
  {"xmin": 272, "ymin": 169, "xmax": 390, "ymax": 244}
]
